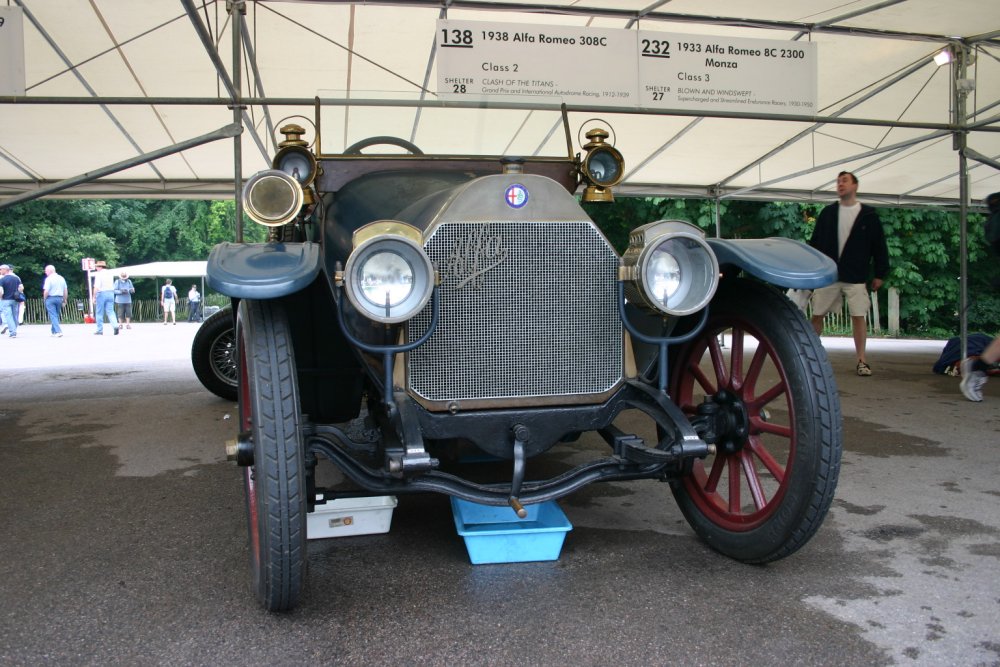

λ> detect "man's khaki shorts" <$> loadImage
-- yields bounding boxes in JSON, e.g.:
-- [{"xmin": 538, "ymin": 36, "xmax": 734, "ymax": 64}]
[
  {"xmin": 163, "ymin": 300, "xmax": 176, "ymax": 314},
  {"xmin": 810, "ymin": 282, "xmax": 870, "ymax": 318}
]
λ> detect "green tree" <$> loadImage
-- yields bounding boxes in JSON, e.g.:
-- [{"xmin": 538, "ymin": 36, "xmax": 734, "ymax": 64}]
[
  {"xmin": 0, "ymin": 200, "xmax": 119, "ymax": 297},
  {"xmin": 0, "ymin": 198, "xmax": 269, "ymax": 298}
]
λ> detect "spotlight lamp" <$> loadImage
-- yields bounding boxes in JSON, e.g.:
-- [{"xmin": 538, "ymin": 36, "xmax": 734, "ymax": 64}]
[
  {"xmin": 580, "ymin": 128, "xmax": 624, "ymax": 203},
  {"xmin": 273, "ymin": 124, "xmax": 318, "ymax": 205},
  {"xmin": 933, "ymin": 47, "xmax": 954, "ymax": 67}
]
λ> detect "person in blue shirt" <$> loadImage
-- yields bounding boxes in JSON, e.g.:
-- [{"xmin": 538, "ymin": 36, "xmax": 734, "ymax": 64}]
[{"xmin": 42, "ymin": 264, "xmax": 69, "ymax": 337}]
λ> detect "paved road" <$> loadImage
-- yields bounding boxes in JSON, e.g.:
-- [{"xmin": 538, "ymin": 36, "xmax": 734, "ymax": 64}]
[{"xmin": 1, "ymin": 324, "xmax": 998, "ymax": 665}]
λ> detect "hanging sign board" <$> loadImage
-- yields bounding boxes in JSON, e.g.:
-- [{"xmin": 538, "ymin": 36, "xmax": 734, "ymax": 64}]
[
  {"xmin": 436, "ymin": 19, "xmax": 638, "ymax": 105},
  {"xmin": 0, "ymin": 7, "xmax": 26, "ymax": 96},
  {"xmin": 436, "ymin": 20, "xmax": 818, "ymax": 117},
  {"xmin": 637, "ymin": 31, "xmax": 817, "ymax": 115}
]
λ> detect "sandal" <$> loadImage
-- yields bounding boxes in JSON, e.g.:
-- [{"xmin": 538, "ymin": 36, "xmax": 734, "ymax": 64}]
[{"xmin": 856, "ymin": 361, "xmax": 872, "ymax": 377}]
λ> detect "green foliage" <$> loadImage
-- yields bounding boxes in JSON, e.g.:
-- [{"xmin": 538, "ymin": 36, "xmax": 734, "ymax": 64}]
[
  {"xmin": 3, "ymin": 194, "xmax": 997, "ymax": 338},
  {"xmin": 0, "ymin": 198, "xmax": 265, "ymax": 299},
  {"xmin": 584, "ymin": 196, "xmax": 999, "ymax": 337},
  {"xmin": 582, "ymin": 197, "xmax": 721, "ymax": 253}
]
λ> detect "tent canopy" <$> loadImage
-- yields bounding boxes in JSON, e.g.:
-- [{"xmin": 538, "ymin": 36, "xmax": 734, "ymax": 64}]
[
  {"xmin": 0, "ymin": 0, "xmax": 998, "ymax": 208},
  {"xmin": 113, "ymin": 261, "xmax": 206, "ymax": 279}
]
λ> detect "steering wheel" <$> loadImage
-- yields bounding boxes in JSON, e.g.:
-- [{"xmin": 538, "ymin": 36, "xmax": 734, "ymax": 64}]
[{"xmin": 344, "ymin": 136, "xmax": 424, "ymax": 155}]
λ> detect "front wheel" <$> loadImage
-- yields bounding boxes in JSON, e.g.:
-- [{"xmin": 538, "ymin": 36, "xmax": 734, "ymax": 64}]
[
  {"xmin": 669, "ymin": 278, "xmax": 842, "ymax": 563},
  {"xmin": 237, "ymin": 299, "xmax": 306, "ymax": 611}
]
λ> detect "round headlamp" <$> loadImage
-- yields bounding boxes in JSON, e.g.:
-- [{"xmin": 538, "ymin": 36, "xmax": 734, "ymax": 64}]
[
  {"xmin": 580, "ymin": 127, "xmax": 624, "ymax": 202},
  {"xmin": 622, "ymin": 221, "xmax": 719, "ymax": 316},
  {"xmin": 273, "ymin": 145, "xmax": 317, "ymax": 188},
  {"xmin": 583, "ymin": 145, "xmax": 624, "ymax": 188},
  {"xmin": 343, "ymin": 228, "xmax": 434, "ymax": 324},
  {"xmin": 242, "ymin": 169, "xmax": 304, "ymax": 227}
]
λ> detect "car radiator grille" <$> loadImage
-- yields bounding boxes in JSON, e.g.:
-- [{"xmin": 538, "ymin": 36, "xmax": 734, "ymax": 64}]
[{"xmin": 407, "ymin": 221, "xmax": 623, "ymax": 406}]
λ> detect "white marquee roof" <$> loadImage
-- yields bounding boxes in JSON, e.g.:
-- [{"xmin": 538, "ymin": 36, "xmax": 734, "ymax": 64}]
[
  {"xmin": 1, "ymin": 0, "xmax": 999, "ymax": 208},
  {"xmin": 112, "ymin": 261, "xmax": 206, "ymax": 279}
]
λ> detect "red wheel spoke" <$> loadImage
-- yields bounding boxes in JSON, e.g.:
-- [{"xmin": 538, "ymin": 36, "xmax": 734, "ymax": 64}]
[
  {"xmin": 727, "ymin": 455, "xmax": 741, "ymax": 513},
  {"xmin": 740, "ymin": 449, "xmax": 767, "ymax": 510},
  {"xmin": 729, "ymin": 328, "xmax": 745, "ymax": 390},
  {"xmin": 705, "ymin": 455, "xmax": 725, "ymax": 494},
  {"xmin": 751, "ymin": 380, "xmax": 787, "ymax": 410},
  {"xmin": 753, "ymin": 418, "xmax": 792, "ymax": 438},
  {"xmin": 708, "ymin": 335, "xmax": 729, "ymax": 388},
  {"xmin": 748, "ymin": 435, "xmax": 786, "ymax": 482},
  {"xmin": 744, "ymin": 343, "xmax": 769, "ymax": 394},
  {"xmin": 690, "ymin": 362, "xmax": 717, "ymax": 396}
]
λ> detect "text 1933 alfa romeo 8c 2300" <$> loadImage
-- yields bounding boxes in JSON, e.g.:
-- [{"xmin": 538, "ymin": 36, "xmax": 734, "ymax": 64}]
[{"xmin": 199, "ymin": 117, "xmax": 842, "ymax": 611}]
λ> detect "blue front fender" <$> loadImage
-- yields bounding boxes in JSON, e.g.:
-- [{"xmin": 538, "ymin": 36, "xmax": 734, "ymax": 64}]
[
  {"xmin": 707, "ymin": 237, "xmax": 837, "ymax": 290},
  {"xmin": 207, "ymin": 241, "xmax": 322, "ymax": 299}
]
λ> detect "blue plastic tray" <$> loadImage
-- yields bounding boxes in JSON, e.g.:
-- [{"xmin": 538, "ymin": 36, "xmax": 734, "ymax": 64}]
[{"xmin": 451, "ymin": 497, "xmax": 572, "ymax": 565}]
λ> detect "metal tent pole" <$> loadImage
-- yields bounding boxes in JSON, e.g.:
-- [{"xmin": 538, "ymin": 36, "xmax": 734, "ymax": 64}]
[
  {"xmin": 231, "ymin": 0, "xmax": 246, "ymax": 243},
  {"xmin": 954, "ymin": 43, "xmax": 971, "ymax": 362}
]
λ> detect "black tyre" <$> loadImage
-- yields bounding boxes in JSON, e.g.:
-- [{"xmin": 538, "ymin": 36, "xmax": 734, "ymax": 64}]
[
  {"xmin": 191, "ymin": 306, "xmax": 237, "ymax": 401},
  {"xmin": 237, "ymin": 299, "xmax": 306, "ymax": 611},
  {"xmin": 669, "ymin": 278, "xmax": 842, "ymax": 563}
]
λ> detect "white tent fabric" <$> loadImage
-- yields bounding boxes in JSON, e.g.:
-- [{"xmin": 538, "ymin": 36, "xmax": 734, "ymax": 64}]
[
  {"xmin": 0, "ymin": 0, "xmax": 998, "ymax": 207},
  {"xmin": 112, "ymin": 261, "xmax": 206, "ymax": 279}
]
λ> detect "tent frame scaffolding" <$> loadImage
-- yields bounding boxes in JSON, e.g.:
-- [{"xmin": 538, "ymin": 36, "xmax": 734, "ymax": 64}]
[{"xmin": 1, "ymin": 0, "xmax": 998, "ymax": 358}]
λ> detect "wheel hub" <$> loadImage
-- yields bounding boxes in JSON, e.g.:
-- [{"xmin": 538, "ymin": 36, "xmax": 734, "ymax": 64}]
[{"xmin": 696, "ymin": 389, "xmax": 750, "ymax": 454}]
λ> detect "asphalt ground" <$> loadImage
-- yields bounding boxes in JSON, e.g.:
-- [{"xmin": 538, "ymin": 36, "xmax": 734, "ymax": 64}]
[{"xmin": 1, "ymin": 322, "xmax": 999, "ymax": 666}]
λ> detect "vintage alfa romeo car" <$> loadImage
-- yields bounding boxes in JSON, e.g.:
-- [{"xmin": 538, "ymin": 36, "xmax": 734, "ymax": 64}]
[{"xmin": 202, "ymin": 116, "xmax": 842, "ymax": 611}]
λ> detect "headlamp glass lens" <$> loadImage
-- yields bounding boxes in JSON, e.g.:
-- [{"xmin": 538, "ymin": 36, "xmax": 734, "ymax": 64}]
[
  {"xmin": 588, "ymin": 151, "xmax": 620, "ymax": 184},
  {"xmin": 359, "ymin": 251, "xmax": 414, "ymax": 307},
  {"xmin": 648, "ymin": 248, "xmax": 681, "ymax": 305},
  {"xmin": 248, "ymin": 176, "xmax": 297, "ymax": 221},
  {"xmin": 278, "ymin": 152, "xmax": 313, "ymax": 184}
]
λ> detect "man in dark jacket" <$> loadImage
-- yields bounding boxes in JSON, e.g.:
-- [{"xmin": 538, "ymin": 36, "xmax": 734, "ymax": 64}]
[{"xmin": 809, "ymin": 170, "xmax": 889, "ymax": 376}]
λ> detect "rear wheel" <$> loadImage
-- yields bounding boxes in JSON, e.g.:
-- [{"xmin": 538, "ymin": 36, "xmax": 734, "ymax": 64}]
[
  {"xmin": 669, "ymin": 278, "xmax": 841, "ymax": 562},
  {"xmin": 191, "ymin": 306, "xmax": 237, "ymax": 401},
  {"xmin": 237, "ymin": 299, "xmax": 306, "ymax": 611}
]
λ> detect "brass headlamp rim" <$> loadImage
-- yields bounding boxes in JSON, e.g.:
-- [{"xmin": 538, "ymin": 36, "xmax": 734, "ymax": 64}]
[{"xmin": 242, "ymin": 169, "xmax": 304, "ymax": 227}]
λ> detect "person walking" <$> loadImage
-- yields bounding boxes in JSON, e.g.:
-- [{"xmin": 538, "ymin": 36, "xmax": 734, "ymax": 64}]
[
  {"xmin": 161, "ymin": 279, "xmax": 177, "ymax": 325},
  {"xmin": 114, "ymin": 271, "xmax": 135, "ymax": 330},
  {"xmin": 42, "ymin": 264, "xmax": 68, "ymax": 337},
  {"xmin": 4, "ymin": 266, "xmax": 27, "ymax": 327},
  {"xmin": 0, "ymin": 264, "xmax": 22, "ymax": 338},
  {"xmin": 808, "ymin": 170, "xmax": 890, "ymax": 376},
  {"xmin": 91, "ymin": 260, "xmax": 120, "ymax": 335},
  {"xmin": 187, "ymin": 284, "xmax": 202, "ymax": 322}
]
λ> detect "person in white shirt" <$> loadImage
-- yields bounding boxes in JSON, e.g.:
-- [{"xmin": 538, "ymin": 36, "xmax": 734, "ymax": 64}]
[
  {"xmin": 161, "ymin": 279, "xmax": 177, "ymax": 325},
  {"xmin": 91, "ymin": 261, "xmax": 120, "ymax": 336},
  {"xmin": 808, "ymin": 171, "xmax": 889, "ymax": 377},
  {"xmin": 187, "ymin": 285, "xmax": 202, "ymax": 322}
]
